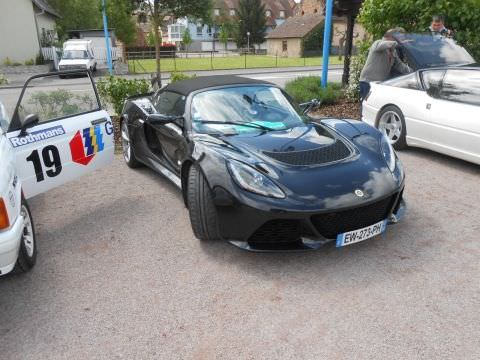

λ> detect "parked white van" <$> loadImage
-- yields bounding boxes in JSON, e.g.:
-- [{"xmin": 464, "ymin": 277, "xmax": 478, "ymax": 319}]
[{"xmin": 58, "ymin": 40, "xmax": 97, "ymax": 73}]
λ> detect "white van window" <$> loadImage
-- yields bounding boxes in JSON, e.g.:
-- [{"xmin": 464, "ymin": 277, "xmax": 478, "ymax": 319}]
[{"xmin": 62, "ymin": 50, "xmax": 89, "ymax": 59}]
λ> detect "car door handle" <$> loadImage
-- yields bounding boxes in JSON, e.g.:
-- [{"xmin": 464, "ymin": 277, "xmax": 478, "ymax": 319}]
[
  {"xmin": 426, "ymin": 103, "xmax": 431, "ymax": 110},
  {"xmin": 91, "ymin": 118, "xmax": 108, "ymax": 125}
]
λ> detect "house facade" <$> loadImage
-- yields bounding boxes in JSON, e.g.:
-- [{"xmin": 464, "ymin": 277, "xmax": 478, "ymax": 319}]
[
  {"xmin": 167, "ymin": 0, "xmax": 294, "ymax": 52},
  {"xmin": 265, "ymin": 14, "xmax": 323, "ymax": 57},
  {"xmin": 0, "ymin": 0, "xmax": 59, "ymax": 63},
  {"xmin": 294, "ymin": 0, "xmax": 368, "ymax": 51}
]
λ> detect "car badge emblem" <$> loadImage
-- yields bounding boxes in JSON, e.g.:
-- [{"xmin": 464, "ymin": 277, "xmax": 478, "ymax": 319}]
[{"xmin": 355, "ymin": 189, "xmax": 365, "ymax": 198}]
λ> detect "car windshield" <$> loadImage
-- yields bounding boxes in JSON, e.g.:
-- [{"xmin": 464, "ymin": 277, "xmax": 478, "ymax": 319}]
[
  {"xmin": 191, "ymin": 86, "xmax": 305, "ymax": 135},
  {"xmin": 393, "ymin": 33, "xmax": 474, "ymax": 68},
  {"xmin": 62, "ymin": 50, "xmax": 88, "ymax": 59}
]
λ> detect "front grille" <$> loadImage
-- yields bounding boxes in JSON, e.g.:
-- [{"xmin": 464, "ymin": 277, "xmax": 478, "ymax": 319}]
[
  {"xmin": 263, "ymin": 140, "xmax": 351, "ymax": 166},
  {"xmin": 311, "ymin": 195, "xmax": 396, "ymax": 239},
  {"xmin": 249, "ymin": 220, "xmax": 302, "ymax": 243}
]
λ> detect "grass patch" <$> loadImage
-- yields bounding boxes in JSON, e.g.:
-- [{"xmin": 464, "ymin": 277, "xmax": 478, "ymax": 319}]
[
  {"xmin": 128, "ymin": 55, "xmax": 343, "ymax": 73},
  {"xmin": 285, "ymin": 76, "xmax": 343, "ymax": 104}
]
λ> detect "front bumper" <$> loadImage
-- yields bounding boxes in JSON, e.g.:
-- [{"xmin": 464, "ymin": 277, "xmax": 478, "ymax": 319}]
[
  {"xmin": 361, "ymin": 102, "xmax": 379, "ymax": 126},
  {"xmin": 0, "ymin": 215, "xmax": 24, "ymax": 275},
  {"xmin": 214, "ymin": 187, "xmax": 406, "ymax": 251}
]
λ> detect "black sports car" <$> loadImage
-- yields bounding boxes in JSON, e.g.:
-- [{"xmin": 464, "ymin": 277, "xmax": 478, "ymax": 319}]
[{"xmin": 120, "ymin": 75, "xmax": 405, "ymax": 250}]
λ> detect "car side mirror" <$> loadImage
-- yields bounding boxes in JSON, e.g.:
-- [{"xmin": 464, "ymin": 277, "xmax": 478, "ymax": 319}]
[
  {"xmin": 147, "ymin": 113, "xmax": 181, "ymax": 124},
  {"xmin": 299, "ymin": 98, "xmax": 322, "ymax": 115},
  {"xmin": 19, "ymin": 113, "xmax": 39, "ymax": 136}
]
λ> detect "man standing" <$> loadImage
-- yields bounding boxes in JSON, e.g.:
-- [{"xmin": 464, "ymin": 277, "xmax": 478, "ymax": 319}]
[
  {"xmin": 359, "ymin": 30, "xmax": 412, "ymax": 100},
  {"xmin": 429, "ymin": 15, "xmax": 453, "ymax": 37}
]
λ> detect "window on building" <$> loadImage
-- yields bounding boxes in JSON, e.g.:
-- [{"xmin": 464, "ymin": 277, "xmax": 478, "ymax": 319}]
[
  {"xmin": 282, "ymin": 40, "xmax": 288, "ymax": 52},
  {"xmin": 265, "ymin": 10, "xmax": 271, "ymax": 17},
  {"xmin": 214, "ymin": 8, "xmax": 220, "ymax": 16},
  {"xmin": 279, "ymin": 10, "xmax": 285, "ymax": 18},
  {"xmin": 197, "ymin": 24, "xmax": 203, "ymax": 36},
  {"xmin": 229, "ymin": 9, "xmax": 235, "ymax": 16}
]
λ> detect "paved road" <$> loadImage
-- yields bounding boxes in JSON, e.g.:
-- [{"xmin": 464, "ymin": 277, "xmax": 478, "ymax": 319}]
[
  {"xmin": 1, "ymin": 149, "xmax": 479, "ymax": 359},
  {"xmin": 0, "ymin": 68, "xmax": 343, "ymax": 116}
]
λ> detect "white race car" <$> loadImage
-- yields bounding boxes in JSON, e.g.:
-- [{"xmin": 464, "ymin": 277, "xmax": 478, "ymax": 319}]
[
  {"xmin": 0, "ymin": 71, "xmax": 114, "ymax": 276},
  {"xmin": 362, "ymin": 66, "xmax": 480, "ymax": 165}
]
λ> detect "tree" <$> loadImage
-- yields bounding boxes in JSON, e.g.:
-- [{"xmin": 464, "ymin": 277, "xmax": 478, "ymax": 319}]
[
  {"xmin": 135, "ymin": 0, "xmax": 212, "ymax": 86},
  {"xmin": 219, "ymin": 25, "xmax": 229, "ymax": 52},
  {"xmin": 182, "ymin": 28, "xmax": 192, "ymax": 54},
  {"xmin": 359, "ymin": 0, "xmax": 480, "ymax": 61},
  {"xmin": 50, "ymin": 0, "xmax": 136, "ymax": 45},
  {"xmin": 50, "ymin": 0, "xmax": 102, "ymax": 40},
  {"xmin": 236, "ymin": 0, "xmax": 267, "ymax": 49},
  {"xmin": 106, "ymin": 0, "xmax": 137, "ymax": 45}
]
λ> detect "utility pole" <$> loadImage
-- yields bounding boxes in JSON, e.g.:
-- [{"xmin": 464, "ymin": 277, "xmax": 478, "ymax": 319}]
[
  {"xmin": 102, "ymin": 0, "xmax": 113, "ymax": 75},
  {"xmin": 321, "ymin": 0, "xmax": 334, "ymax": 88}
]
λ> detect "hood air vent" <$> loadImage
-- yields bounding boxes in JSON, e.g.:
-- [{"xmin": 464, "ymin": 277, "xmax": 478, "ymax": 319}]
[{"xmin": 263, "ymin": 140, "xmax": 351, "ymax": 166}]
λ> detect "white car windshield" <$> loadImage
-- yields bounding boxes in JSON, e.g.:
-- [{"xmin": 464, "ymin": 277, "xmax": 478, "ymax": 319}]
[
  {"xmin": 62, "ymin": 50, "xmax": 89, "ymax": 59},
  {"xmin": 191, "ymin": 86, "xmax": 304, "ymax": 135}
]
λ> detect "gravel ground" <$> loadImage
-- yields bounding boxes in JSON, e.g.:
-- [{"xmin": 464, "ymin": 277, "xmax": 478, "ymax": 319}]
[{"xmin": 0, "ymin": 150, "xmax": 479, "ymax": 360}]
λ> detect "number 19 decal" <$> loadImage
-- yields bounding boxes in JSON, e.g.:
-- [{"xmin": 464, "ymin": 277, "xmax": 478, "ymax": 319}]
[{"xmin": 26, "ymin": 145, "xmax": 62, "ymax": 182}]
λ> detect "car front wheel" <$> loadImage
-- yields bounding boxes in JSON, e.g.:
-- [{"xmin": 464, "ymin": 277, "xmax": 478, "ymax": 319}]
[
  {"xmin": 377, "ymin": 105, "xmax": 407, "ymax": 150},
  {"xmin": 14, "ymin": 199, "xmax": 37, "ymax": 273},
  {"xmin": 121, "ymin": 119, "xmax": 141, "ymax": 168},
  {"xmin": 187, "ymin": 166, "xmax": 220, "ymax": 241}
]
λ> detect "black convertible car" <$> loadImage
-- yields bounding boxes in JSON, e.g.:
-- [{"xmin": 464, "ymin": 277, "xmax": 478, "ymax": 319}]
[{"xmin": 120, "ymin": 75, "xmax": 405, "ymax": 250}]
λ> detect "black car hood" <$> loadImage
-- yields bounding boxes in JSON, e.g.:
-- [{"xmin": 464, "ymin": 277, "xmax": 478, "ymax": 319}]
[{"xmin": 193, "ymin": 122, "xmax": 401, "ymax": 209}]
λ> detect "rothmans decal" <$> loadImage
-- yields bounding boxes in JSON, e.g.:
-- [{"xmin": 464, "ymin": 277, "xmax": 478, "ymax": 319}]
[{"xmin": 9, "ymin": 125, "xmax": 65, "ymax": 148}]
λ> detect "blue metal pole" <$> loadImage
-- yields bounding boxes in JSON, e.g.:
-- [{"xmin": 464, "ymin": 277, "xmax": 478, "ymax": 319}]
[
  {"xmin": 102, "ymin": 0, "xmax": 113, "ymax": 75},
  {"xmin": 321, "ymin": 0, "xmax": 334, "ymax": 88}
]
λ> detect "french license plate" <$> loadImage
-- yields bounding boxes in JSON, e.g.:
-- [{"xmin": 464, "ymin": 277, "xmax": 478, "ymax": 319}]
[{"xmin": 336, "ymin": 219, "xmax": 387, "ymax": 247}]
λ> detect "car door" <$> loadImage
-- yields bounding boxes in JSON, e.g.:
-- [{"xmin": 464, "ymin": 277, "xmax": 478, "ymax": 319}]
[
  {"xmin": 147, "ymin": 90, "xmax": 186, "ymax": 174},
  {"xmin": 6, "ymin": 71, "xmax": 114, "ymax": 198},
  {"xmin": 404, "ymin": 69, "xmax": 447, "ymax": 146},
  {"xmin": 425, "ymin": 69, "xmax": 480, "ymax": 163}
]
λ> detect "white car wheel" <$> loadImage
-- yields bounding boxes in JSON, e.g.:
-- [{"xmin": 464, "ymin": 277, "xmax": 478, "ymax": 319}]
[
  {"xmin": 377, "ymin": 106, "xmax": 407, "ymax": 150},
  {"xmin": 14, "ymin": 199, "xmax": 37, "ymax": 273}
]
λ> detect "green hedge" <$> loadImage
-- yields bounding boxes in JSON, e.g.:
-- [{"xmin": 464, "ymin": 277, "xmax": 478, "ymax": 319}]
[{"xmin": 285, "ymin": 76, "xmax": 343, "ymax": 104}]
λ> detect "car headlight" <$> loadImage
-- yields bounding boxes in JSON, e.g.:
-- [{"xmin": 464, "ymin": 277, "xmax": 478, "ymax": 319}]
[
  {"xmin": 380, "ymin": 134, "xmax": 396, "ymax": 172},
  {"xmin": 227, "ymin": 159, "xmax": 285, "ymax": 199}
]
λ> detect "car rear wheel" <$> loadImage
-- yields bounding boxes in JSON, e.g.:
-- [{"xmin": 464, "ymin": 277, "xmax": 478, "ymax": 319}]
[
  {"xmin": 377, "ymin": 105, "xmax": 407, "ymax": 150},
  {"xmin": 187, "ymin": 166, "xmax": 220, "ymax": 241},
  {"xmin": 14, "ymin": 199, "xmax": 37, "ymax": 273},
  {"xmin": 121, "ymin": 119, "xmax": 141, "ymax": 168}
]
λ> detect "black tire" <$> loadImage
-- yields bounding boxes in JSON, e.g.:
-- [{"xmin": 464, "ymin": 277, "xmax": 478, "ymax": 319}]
[
  {"xmin": 59, "ymin": 75, "xmax": 66, "ymax": 79},
  {"xmin": 14, "ymin": 199, "xmax": 37, "ymax": 273},
  {"xmin": 377, "ymin": 105, "xmax": 407, "ymax": 150},
  {"xmin": 121, "ymin": 119, "xmax": 142, "ymax": 168},
  {"xmin": 187, "ymin": 166, "xmax": 220, "ymax": 241}
]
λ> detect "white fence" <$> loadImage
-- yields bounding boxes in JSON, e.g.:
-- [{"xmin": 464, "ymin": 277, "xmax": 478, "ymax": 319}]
[{"xmin": 41, "ymin": 46, "xmax": 122, "ymax": 63}]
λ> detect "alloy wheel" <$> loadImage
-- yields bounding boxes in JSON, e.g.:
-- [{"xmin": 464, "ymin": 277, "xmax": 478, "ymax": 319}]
[
  {"xmin": 121, "ymin": 121, "xmax": 131, "ymax": 163},
  {"xmin": 379, "ymin": 111, "xmax": 403, "ymax": 144},
  {"xmin": 21, "ymin": 205, "xmax": 34, "ymax": 257}
]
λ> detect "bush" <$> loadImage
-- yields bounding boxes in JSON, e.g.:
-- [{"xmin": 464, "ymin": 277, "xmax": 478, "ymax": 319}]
[
  {"xmin": 24, "ymin": 59, "xmax": 35, "ymax": 66},
  {"xmin": 0, "ymin": 74, "xmax": 8, "ymax": 85},
  {"xmin": 170, "ymin": 72, "xmax": 196, "ymax": 83},
  {"xmin": 3, "ymin": 57, "xmax": 12, "ymax": 66},
  {"xmin": 97, "ymin": 76, "xmax": 151, "ymax": 115},
  {"xmin": 344, "ymin": 41, "xmax": 372, "ymax": 102},
  {"xmin": 285, "ymin": 76, "xmax": 343, "ymax": 105}
]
